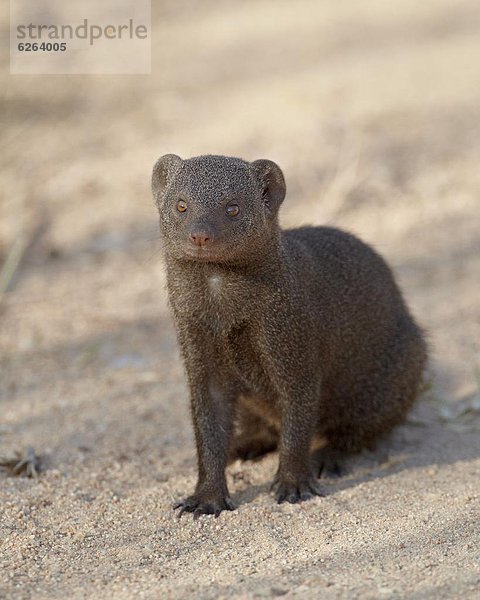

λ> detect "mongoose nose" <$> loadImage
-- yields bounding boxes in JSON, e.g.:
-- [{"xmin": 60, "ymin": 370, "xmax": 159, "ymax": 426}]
[{"xmin": 189, "ymin": 231, "xmax": 212, "ymax": 247}]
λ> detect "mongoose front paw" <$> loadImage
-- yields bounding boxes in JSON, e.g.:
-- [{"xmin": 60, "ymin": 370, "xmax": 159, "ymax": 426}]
[
  {"xmin": 271, "ymin": 476, "xmax": 325, "ymax": 504},
  {"xmin": 173, "ymin": 494, "xmax": 235, "ymax": 519}
]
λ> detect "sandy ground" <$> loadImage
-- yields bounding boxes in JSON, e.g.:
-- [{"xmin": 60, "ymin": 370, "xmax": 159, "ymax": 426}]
[{"xmin": 1, "ymin": 1, "xmax": 480, "ymax": 598}]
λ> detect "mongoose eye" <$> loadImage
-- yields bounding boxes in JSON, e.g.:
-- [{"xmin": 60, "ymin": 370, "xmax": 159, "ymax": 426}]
[
  {"xmin": 177, "ymin": 200, "xmax": 187, "ymax": 213},
  {"xmin": 226, "ymin": 204, "xmax": 240, "ymax": 217}
]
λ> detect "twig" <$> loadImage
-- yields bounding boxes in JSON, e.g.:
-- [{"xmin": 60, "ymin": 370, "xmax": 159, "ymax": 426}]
[
  {"xmin": 0, "ymin": 446, "xmax": 41, "ymax": 478},
  {"xmin": 0, "ymin": 217, "xmax": 50, "ymax": 310},
  {"xmin": 0, "ymin": 236, "xmax": 28, "ymax": 302}
]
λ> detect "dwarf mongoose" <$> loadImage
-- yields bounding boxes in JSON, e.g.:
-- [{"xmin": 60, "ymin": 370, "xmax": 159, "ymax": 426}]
[{"xmin": 152, "ymin": 154, "xmax": 427, "ymax": 518}]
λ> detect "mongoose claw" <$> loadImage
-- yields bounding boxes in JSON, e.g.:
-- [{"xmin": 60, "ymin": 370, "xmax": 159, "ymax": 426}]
[
  {"xmin": 173, "ymin": 495, "xmax": 235, "ymax": 519},
  {"xmin": 272, "ymin": 477, "xmax": 325, "ymax": 504}
]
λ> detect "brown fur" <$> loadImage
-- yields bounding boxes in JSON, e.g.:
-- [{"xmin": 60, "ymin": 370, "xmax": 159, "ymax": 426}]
[{"xmin": 152, "ymin": 154, "xmax": 427, "ymax": 518}]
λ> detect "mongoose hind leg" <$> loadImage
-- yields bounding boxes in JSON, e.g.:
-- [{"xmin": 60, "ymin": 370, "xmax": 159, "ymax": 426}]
[
  {"xmin": 229, "ymin": 404, "xmax": 278, "ymax": 463},
  {"xmin": 315, "ymin": 322, "xmax": 427, "ymax": 479},
  {"xmin": 314, "ymin": 446, "xmax": 348, "ymax": 479},
  {"xmin": 229, "ymin": 431, "xmax": 278, "ymax": 462}
]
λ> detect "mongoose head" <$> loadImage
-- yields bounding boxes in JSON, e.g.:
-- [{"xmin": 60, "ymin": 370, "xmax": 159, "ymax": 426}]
[{"xmin": 152, "ymin": 154, "xmax": 286, "ymax": 264}]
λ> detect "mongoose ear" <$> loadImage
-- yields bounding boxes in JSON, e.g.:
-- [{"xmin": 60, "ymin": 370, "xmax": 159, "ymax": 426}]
[
  {"xmin": 251, "ymin": 159, "xmax": 286, "ymax": 211},
  {"xmin": 152, "ymin": 154, "xmax": 183, "ymax": 200}
]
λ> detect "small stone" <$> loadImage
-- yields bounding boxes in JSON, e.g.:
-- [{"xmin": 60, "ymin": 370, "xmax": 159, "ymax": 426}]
[{"xmin": 271, "ymin": 587, "xmax": 288, "ymax": 596}]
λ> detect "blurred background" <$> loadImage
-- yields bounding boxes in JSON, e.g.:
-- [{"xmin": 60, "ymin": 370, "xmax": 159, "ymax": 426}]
[
  {"xmin": 2, "ymin": 0, "xmax": 480, "ymax": 467},
  {"xmin": 1, "ymin": 1, "xmax": 480, "ymax": 595}
]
